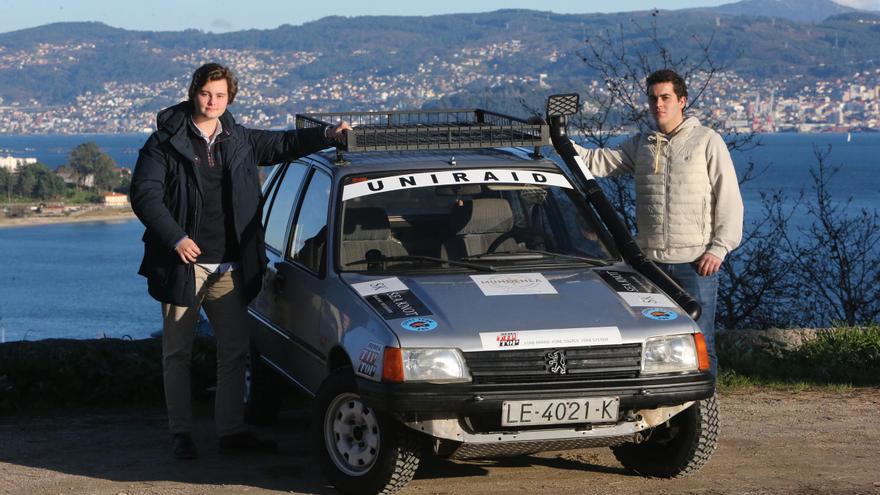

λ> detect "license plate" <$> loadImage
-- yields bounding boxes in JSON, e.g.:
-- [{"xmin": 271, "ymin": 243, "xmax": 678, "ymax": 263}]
[{"xmin": 501, "ymin": 397, "xmax": 620, "ymax": 426}]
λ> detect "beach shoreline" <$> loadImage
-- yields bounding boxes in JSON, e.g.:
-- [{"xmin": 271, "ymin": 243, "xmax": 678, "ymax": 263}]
[{"xmin": 0, "ymin": 207, "xmax": 137, "ymax": 229}]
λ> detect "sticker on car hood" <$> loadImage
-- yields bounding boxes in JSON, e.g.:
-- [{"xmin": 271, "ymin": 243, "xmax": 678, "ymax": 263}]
[
  {"xmin": 480, "ymin": 327, "xmax": 622, "ymax": 350},
  {"xmin": 401, "ymin": 317, "xmax": 439, "ymax": 332},
  {"xmin": 641, "ymin": 308, "xmax": 679, "ymax": 321},
  {"xmin": 350, "ymin": 277, "xmax": 433, "ymax": 320},
  {"xmin": 470, "ymin": 273, "xmax": 558, "ymax": 296},
  {"xmin": 351, "ymin": 277, "xmax": 410, "ymax": 296},
  {"xmin": 596, "ymin": 270, "xmax": 676, "ymax": 308},
  {"xmin": 342, "ymin": 169, "xmax": 573, "ymax": 200}
]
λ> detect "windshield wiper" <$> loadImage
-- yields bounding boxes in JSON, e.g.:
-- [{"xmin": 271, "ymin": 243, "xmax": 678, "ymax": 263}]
[
  {"xmin": 464, "ymin": 249, "xmax": 612, "ymax": 267},
  {"xmin": 346, "ymin": 254, "xmax": 496, "ymax": 272}
]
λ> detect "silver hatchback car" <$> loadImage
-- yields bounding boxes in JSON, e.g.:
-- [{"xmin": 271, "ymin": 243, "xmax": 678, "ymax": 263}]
[{"xmin": 245, "ymin": 105, "xmax": 717, "ymax": 495}]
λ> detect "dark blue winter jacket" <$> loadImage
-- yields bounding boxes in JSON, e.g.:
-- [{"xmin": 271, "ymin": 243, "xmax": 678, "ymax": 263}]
[{"xmin": 131, "ymin": 101, "xmax": 327, "ymax": 306}]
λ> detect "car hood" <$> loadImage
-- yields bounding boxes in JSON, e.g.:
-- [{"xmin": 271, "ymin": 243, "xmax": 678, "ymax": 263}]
[{"xmin": 341, "ymin": 265, "xmax": 697, "ymax": 352}]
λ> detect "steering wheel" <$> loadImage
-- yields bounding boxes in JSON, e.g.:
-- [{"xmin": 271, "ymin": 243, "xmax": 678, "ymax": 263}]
[{"xmin": 487, "ymin": 228, "xmax": 552, "ymax": 253}]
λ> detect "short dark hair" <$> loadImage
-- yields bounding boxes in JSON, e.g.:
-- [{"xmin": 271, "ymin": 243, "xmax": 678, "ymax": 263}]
[
  {"xmin": 646, "ymin": 69, "xmax": 688, "ymax": 99},
  {"xmin": 188, "ymin": 63, "xmax": 238, "ymax": 104}
]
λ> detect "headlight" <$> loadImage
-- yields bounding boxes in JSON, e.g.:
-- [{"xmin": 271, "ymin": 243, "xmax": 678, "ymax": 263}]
[
  {"xmin": 383, "ymin": 348, "xmax": 471, "ymax": 383},
  {"xmin": 642, "ymin": 334, "xmax": 699, "ymax": 374}
]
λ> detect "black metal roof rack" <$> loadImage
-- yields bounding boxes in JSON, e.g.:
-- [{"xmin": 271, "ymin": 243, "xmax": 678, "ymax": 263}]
[{"xmin": 296, "ymin": 109, "xmax": 549, "ymax": 158}]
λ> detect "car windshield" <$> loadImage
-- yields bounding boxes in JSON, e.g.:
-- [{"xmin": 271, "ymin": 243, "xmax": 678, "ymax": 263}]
[{"xmin": 338, "ymin": 168, "xmax": 615, "ymax": 273}]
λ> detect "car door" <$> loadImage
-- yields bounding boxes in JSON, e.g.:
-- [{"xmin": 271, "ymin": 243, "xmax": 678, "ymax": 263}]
[
  {"xmin": 273, "ymin": 167, "xmax": 333, "ymax": 393},
  {"xmin": 249, "ymin": 161, "xmax": 309, "ymax": 385}
]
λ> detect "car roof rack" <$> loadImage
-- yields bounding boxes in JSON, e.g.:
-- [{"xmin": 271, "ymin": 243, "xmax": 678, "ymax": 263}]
[{"xmin": 296, "ymin": 109, "xmax": 549, "ymax": 164}]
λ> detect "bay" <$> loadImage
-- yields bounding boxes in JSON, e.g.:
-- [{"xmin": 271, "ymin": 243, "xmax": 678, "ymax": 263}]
[
  {"xmin": 0, "ymin": 133, "xmax": 148, "ymax": 169},
  {"xmin": 0, "ymin": 219, "xmax": 158, "ymax": 342},
  {"xmin": 0, "ymin": 132, "xmax": 877, "ymax": 341}
]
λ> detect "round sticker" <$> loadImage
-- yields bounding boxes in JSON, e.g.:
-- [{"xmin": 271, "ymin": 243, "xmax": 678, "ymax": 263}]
[
  {"xmin": 400, "ymin": 317, "xmax": 438, "ymax": 332},
  {"xmin": 641, "ymin": 308, "xmax": 679, "ymax": 321}
]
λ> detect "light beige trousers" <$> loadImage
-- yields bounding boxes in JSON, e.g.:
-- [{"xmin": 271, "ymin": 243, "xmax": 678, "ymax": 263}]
[{"xmin": 161, "ymin": 264, "xmax": 249, "ymax": 436}]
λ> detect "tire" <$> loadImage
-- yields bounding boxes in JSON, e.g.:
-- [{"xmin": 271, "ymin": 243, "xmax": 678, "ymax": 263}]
[
  {"xmin": 244, "ymin": 350, "xmax": 283, "ymax": 426},
  {"xmin": 611, "ymin": 393, "xmax": 719, "ymax": 478},
  {"xmin": 314, "ymin": 369, "xmax": 420, "ymax": 495}
]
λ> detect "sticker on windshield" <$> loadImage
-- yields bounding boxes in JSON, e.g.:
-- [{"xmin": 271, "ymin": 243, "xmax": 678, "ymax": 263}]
[
  {"xmin": 470, "ymin": 273, "xmax": 558, "ymax": 296},
  {"xmin": 401, "ymin": 317, "xmax": 438, "ymax": 332},
  {"xmin": 342, "ymin": 169, "xmax": 573, "ymax": 200},
  {"xmin": 641, "ymin": 308, "xmax": 679, "ymax": 321},
  {"xmin": 480, "ymin": 327, "xmax": 622, "ymax": 350}
]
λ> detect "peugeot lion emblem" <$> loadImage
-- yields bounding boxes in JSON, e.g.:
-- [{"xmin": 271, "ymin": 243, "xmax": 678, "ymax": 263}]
[{"xmin": 545, "ymin": 350, "xmax": 567, "ymax": 375}]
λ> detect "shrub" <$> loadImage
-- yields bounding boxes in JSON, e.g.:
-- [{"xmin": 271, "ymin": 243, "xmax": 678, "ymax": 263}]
[
  {"xmin": 0, "ymin": 337, "xmax": 217, "ymax": 414},
  {"xmin": 718, "ymin": 325, "xmax": 880, "ymax": 386}
]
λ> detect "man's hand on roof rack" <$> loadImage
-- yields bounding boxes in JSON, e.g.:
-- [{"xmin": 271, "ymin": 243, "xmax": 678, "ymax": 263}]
[{"xmin": 325, "ymin": 121, "xmax": 352, "ymax": 145}]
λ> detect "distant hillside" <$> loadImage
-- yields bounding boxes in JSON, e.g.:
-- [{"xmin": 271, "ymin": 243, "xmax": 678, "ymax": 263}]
[
  {"xmin": 700, "ymin": 0, "xmax": 859, "ymax": 23},
  {"xmin": 0, "ymin": 8, "xmax": 879, "ymax": 107}
]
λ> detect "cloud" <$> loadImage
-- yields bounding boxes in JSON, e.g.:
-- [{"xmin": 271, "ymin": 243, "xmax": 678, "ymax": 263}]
[
  {"xmin": 833, "ymin": 0, "xmax": 880, "ymax": 10},
  {"xmin": 210, "ymin": 18, "xmax": 234, "ymax": 31}
]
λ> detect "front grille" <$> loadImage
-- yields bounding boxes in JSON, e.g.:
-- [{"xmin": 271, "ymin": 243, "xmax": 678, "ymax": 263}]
[{"xmin": 464, "ymin": 344, "xmax": 642, "ymax": 384}]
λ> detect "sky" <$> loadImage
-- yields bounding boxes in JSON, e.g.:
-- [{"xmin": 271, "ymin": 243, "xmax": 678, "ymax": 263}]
[{"xmin": 1, "ymin": 0, "xmax": 876, "ymax": 34}]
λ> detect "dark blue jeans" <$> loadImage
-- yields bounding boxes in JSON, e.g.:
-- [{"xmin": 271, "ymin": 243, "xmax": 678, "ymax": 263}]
[{"xmin": 656, "ymin": 261, "xmax": 719, "ymax": 378}]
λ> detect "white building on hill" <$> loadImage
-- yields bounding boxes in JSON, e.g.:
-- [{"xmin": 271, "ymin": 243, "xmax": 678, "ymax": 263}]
[{"xmin": 0, "ymin": 156, "xmax": 36, "ymax": 172}]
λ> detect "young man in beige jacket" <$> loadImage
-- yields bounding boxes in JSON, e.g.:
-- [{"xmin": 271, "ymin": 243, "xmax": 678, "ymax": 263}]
[{"xmin": 572, "ymin": 69, "xmax": 743, "ymax": 377}]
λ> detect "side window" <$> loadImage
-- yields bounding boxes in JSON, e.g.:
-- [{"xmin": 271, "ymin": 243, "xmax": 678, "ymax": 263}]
[
  {"xmin": 264, "ymin": 163, "xmax": 308, "ymax": 252},
  {"xmin": 290, "ymin": 170, "xmax": 332, "ymax": 274}
]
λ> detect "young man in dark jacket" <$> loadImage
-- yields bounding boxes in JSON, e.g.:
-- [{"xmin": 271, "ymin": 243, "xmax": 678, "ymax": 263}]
[{"xmin": 130, "ymin": 63, "xmax": 348, "ymax": 459}]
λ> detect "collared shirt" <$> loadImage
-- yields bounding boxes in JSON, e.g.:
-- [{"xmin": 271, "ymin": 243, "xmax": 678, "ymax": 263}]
[
  {"xmin": 177, "ymin": 117, "xmax": 238, "ymax": 273},
  {"xmin": 190, "ymin": 116, "xmax": 223, "ymax": 168}
]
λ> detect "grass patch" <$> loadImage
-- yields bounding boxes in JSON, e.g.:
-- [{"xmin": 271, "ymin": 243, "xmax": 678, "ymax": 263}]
[{"xmin": 718, "ymin": 324, "xmax": 880, "ymax": 388}]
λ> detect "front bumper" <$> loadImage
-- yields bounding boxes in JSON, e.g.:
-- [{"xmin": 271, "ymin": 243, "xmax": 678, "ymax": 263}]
[{"xmin": 357, "ymin": 372, "xmax": 714, "ymax": 415}]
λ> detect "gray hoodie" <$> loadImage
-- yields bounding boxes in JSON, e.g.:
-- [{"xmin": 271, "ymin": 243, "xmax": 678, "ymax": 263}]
[{"xmin": 572, "ymin": 117, "xmax": 743, "ymax": 263}]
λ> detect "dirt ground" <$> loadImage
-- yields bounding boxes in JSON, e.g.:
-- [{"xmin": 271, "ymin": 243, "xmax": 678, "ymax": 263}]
[{"xmin": 1, "ymin": 388, "xmax": 879, "ymax": 495}]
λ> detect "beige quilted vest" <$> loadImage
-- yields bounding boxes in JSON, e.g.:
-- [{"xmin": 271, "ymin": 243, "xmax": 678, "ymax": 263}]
[{"xmin": 633, "ymin": 118, "xmax": 714, "ymax": 251}]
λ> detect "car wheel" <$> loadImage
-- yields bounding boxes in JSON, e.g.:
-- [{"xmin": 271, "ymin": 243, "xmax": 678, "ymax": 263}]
[
  {"xmin": 314, "ymin": 369, "xmax": 420, "ymax": 495},
  {"xmin": 244, "ymin": 349, "xmax": 283, "ymax": 426},
  {"xmin": 611, "ymin": 393, "xmax": 719, "ymax": 478}
]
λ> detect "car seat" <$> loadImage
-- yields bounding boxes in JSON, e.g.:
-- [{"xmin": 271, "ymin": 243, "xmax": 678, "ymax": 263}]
[
  {"xmin": 441, "ymin": 198, "xmax": 519, "ymax": 259},
  {"xmin": 340, "ymin": 207, "xmax": 408, "ymax": 268}
]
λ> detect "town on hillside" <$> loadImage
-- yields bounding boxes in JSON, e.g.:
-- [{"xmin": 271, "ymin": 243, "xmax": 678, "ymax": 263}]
[{"xmin": 0, "ymin": 41, "xmax": 878, "ymax": 135}]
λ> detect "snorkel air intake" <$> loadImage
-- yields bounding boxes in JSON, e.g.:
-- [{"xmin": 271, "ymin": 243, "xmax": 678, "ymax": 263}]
[{"xmin": 545, "ymin": 94, "xmax": 702, "ymax": 322}]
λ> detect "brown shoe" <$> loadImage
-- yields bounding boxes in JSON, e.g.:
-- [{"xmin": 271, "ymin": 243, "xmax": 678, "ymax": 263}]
[
  {"xmin": 218, "ymin": 431, "xmax": 278, "ymax": 453},
  {"xmin": 172, "ymin": 433, "xmax": 198, "ymax": 460}
]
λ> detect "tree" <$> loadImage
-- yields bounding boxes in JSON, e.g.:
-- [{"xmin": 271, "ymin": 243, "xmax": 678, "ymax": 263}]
[
  {"xmin": 0, "ymin": 167, "xmax": 11, "ymax": 205},
  {"xmin": 777, "ymin": 147, "xmax": 880, "ymax": 327},
  {"xmin": 68, "ymin": 142, "xmax": 117, "ymax": 192},
  {"xmin": 31, "ymin": 164, "xmax": 66, "ymax": 200},
  {"xmin": 15, "ymin": 165, "xmax": 36, "ymax": 198}
]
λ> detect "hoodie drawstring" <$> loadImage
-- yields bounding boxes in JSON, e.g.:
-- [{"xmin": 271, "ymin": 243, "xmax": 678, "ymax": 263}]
[{"xmin": 653, "ymin": 132, "xmax": 664, "ymax": 174}]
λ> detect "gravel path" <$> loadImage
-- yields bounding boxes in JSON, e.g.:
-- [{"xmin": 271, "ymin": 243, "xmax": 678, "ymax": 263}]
[{"xmin": 1, "ymin": 388, "xmax": 878, "ymax": 495}]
